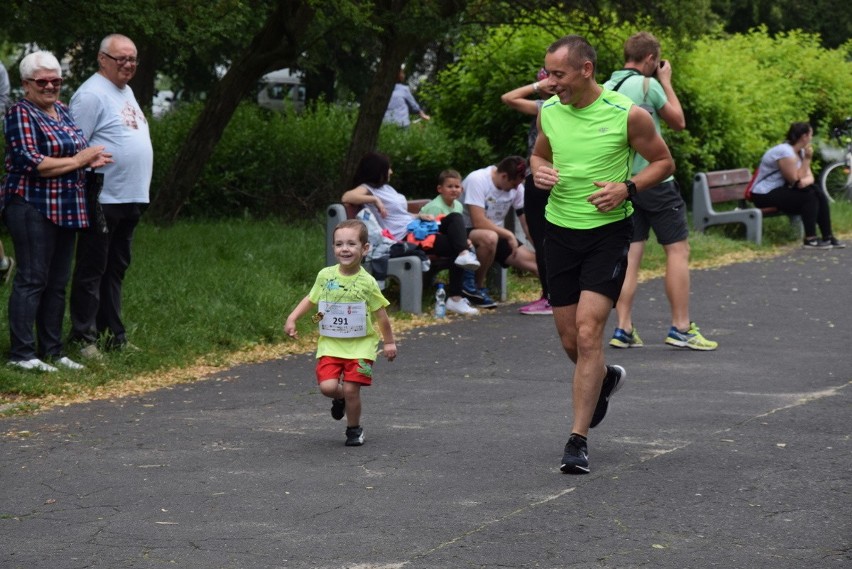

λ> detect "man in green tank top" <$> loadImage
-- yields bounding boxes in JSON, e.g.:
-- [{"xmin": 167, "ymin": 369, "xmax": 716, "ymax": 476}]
[{"xmin": 529, "ymin": 35, "xmax": 674, "ymax": 475}]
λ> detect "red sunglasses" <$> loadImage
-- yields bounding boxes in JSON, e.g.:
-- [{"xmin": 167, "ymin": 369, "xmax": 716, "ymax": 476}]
[{"xmin": 27, "ymin": 78, "xmax": 63, "ymax": 88}]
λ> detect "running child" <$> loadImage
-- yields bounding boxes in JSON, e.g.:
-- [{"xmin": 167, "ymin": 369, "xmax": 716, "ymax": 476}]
[{"xmin": 284, "ymin": 219, "xmax": 397, "ymax": 446}]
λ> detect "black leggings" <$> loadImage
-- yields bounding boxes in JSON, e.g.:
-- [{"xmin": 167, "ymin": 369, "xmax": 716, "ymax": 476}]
[
  {"xmin": 751, "ymin": 184, "xmax": 833, "ymax": 239},
  {"xmin": 429, "ymin": 212, "xmax": 468, "ymax": 257},
  {"xmin": 524, "ymin": 174, "xmax": 549, "ymax": 296}
]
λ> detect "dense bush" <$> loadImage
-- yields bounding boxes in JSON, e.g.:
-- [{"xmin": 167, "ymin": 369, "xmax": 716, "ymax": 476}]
[
  {"xmin": 149, "ymin": 102, "xmax": 356, "ymax": 219},
  {"xmin": 674, "ymin": 29, "xmax": 852, "ymax": 175},
  {"xmin": 420, "ymin": 12, "xmax": 636, "ymax": 159},
  {"xmin": 148, "ymin": 101, "xmax": 493, "ymax": 219},
  {"xmin": 378, "ymin": 122, "xmax": 493, "ymax": 198},
  {"xmin": 423, "ymin": 18, "xmax": 852, "ymax": 202}
]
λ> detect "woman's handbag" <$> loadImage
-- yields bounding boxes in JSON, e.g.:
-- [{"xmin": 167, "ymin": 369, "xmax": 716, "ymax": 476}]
[{"xmin": 85, "ymin": 169, "xmax": 109, "ymax": 234}]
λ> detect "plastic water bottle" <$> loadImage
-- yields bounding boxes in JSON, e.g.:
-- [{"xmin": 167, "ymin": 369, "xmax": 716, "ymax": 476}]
[{"xmin": 435, "ymin": 283, "xmax": 447, "ymax": 318}]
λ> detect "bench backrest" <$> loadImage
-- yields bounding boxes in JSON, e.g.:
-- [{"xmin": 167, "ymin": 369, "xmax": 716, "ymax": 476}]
[{"xmin": 702, "ymin": 168, "xmax": 752, "ymax": 204}]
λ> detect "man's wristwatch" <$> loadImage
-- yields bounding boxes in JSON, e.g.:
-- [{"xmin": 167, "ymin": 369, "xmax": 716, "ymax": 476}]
[{"xmin": 624, "ymin": 179, "xmax": 637, "ymax": 199}]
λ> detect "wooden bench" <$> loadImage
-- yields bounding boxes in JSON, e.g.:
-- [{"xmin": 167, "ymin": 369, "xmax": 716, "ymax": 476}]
[
  {"xmin": 325, "ymin": 201, "xmax": 508, "ymax": 314},
  {"xmin": 693, "ymin": 168, "xmax": 802, "ymax": 245}
]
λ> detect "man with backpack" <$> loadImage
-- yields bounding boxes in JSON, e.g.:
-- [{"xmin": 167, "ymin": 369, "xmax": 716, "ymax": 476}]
[{"xmin": 603, "ymin": 32, "xmax": 717, "ymax": 351}]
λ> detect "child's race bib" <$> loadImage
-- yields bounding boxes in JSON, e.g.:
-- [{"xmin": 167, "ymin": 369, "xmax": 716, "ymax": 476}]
[{"xmin": 317, "ymin": 301, "xmax": 368, "ymax": 338}]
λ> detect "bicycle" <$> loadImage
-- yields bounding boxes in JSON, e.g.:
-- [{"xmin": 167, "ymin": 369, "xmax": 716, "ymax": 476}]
[{"xmin": 819, "ymin": 117, "xmax": 852, "ymax": 201}]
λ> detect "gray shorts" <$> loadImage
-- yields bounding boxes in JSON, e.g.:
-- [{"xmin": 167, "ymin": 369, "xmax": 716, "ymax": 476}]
[{"xmin": 630, "ymin": 180, "xmax": 688, "ymax": 245}]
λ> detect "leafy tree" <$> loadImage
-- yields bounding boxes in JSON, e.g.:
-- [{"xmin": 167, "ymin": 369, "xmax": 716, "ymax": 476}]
[
  {"xmin": 674, "ymin": 28, "xmax": 852, "ymax": 176},
  {"xmin": 151, "ymin": 0, "xmax": 484, "ymax": 223},
  {"xmin": 419, "ymin": 10, "xmax": 691, "ymax": 158},
  {"xmin": 146, "ymin": 0, "xmax": 318, "ymax": 223},
  {"xmin": 0, "ymin": 0, "xmax": 264, "ymax": 109},
  {"xmin": 424, "ymin": 18, "xmax": 852, "ymax": 196},
  {"xmin": 712, "ymin": 0, "xmax": 852, "ymax": 48},
  {"xmin": 337, "ymin": 0, "xmax": 474, "ymax": 197}
]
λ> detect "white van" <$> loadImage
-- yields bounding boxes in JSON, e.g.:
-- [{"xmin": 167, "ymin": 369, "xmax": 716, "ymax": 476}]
[{"xmin": 257, "ymin": 69, "xmax": 305, "ymax": 112}]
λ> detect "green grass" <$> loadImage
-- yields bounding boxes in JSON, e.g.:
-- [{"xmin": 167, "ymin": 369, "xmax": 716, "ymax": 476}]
[
  {"xmin": 0, "ymin": 199, "xmax": 850, "ymax": 405},
  {"xmin": 0, "ymin": 218, "xmax": 327, "ymax": 399}
]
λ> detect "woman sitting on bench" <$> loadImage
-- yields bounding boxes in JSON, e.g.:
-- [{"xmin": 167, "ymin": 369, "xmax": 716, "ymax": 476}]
[
  {"xmin": 750, "ymin": 122, "xmax": 844, "ymax": 249},
  {"xmin": 342, "ymin": 152, "xmax": 481, "ymax": 315}
]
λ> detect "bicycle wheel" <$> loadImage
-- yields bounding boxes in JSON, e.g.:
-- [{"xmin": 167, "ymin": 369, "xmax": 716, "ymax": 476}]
[{"xmin": 820, "ymin": 161, "xmax": 852, "ymax": 200}]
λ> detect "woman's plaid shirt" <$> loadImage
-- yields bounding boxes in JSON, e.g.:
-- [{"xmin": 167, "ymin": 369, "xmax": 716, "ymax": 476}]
[{"xmin": 3, "ymin": 98, "xmax": 90, "ymax": 228}]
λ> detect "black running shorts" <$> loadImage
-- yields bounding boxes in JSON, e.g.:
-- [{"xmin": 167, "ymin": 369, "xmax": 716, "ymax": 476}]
[{"xmin": 544, "ymin": 217, "xmax": 632, "ymax": 307}]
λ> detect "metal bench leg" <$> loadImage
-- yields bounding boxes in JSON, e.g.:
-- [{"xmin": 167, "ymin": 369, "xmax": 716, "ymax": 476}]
[
  {"xmin": 745, "ymin": 214, "xmax": 763, "ymax": 245},
  {"xmin": 485, "ymin": 265, "xmax": 508, "ymax": 302}
]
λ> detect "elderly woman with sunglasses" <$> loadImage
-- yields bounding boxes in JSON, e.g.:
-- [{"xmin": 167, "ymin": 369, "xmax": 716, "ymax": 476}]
[{"xmin": 2, "ymin": 51, "xmax": 112, "ymax": 372}]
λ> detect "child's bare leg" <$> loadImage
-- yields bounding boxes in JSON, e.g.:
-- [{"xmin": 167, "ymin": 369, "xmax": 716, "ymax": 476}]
[
  {"xmin": 318, "ymin": 378, "xmax": 343, "ymax": 399},
  {"xmin": 342, "ymin": 382, "xmax": 362, "ymax": 426}
]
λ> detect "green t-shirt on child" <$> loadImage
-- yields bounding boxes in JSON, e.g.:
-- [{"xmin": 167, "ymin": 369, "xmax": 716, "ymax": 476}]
[
  {"xmin": 308, "ymin": 265, "xmax": 390, "ymax": 361},
  {"xmin": 420, "ymin": 195, "xmax": 462, "ymax": 216}
]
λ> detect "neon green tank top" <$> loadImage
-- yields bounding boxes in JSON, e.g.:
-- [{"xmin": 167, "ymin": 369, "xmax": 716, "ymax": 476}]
[{"xmin": 540, "ymin": 89, "xmax": 635, "ymax": 229}]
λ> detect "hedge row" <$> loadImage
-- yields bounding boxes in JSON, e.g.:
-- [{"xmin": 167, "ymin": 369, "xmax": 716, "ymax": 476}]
[{"xmin": 148, "ymin": 102, "xmax": 493, "ymax": 219}]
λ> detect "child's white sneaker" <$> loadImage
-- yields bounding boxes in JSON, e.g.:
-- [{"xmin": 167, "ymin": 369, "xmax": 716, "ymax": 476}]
[
  {"xmin": 446, "ymin": 296, "xmax": 480, "ymax": 315},
  {"xmin": 453, "ymin": 249, "xmax": 480, "ymax": 271}
]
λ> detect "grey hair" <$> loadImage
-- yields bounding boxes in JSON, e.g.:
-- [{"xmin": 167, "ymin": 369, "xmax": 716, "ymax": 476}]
[
  {"xmin": 99, "ymin": 33, "xmax": 134, "ymax": 54},
  {"xmin": 547, "ymin": 35, "xmax": 597, "ymax": 71},
  {"xmin": 20, "ymin": 51, "xmax": 62, "ymax": 79}
]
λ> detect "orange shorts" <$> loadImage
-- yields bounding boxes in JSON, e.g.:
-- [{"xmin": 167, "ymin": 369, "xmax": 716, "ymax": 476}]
[{"xmin": 315, "ymin": 356, "xmax": 374, "ymax": 386}]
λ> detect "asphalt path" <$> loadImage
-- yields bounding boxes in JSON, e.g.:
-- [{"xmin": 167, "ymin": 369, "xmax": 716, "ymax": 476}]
[{"xmin": 1, "ymin": 247, "xmax": 850, "ymax": 568}]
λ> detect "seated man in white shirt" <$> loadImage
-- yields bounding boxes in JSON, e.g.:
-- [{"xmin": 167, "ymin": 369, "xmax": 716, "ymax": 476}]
[{"xmin": 462, "ymin": 156, "xmax": 538, "ymax": 308}]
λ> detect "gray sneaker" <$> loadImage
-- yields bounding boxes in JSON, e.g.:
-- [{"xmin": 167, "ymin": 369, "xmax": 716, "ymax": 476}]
[
  {"xmin": 802, "ymin": 238, "xmax": 832, "ymax": 249},
  {"xmin": 345, "ymin": 426, "xmax": 364, "ymax": 446},
  {"xmin": 79, "ymin": 344, "xmax": 103, "ymax": 360},
  {"xmin": 560, "ymin": 434, "xmax": 589, "ymax": 474}
]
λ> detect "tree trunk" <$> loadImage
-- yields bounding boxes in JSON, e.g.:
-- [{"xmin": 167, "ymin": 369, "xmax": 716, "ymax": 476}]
[
  {"xmin": 147, "ymin": 0, "xmax": 315, "ymax": 225},
  {"xmin": 338, "ymin": 0, "xmax": 469, "ymax": 193},
  {"xmin": 338, "ymin": 39, "xmax": 416, "ymax": 193},
  {"xmin": 130, "ymin": 40, "xmax": 158, "ymax": 111}
]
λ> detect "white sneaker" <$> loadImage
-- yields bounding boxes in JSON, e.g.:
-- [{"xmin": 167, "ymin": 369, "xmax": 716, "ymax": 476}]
[
  {"xmin": 55, "ymin": 356, "xmax": 85, "ymax": 370},
  {"xmin": 454, "ymin": 249, "xmax": 480, "ymax": 270},
  {"xmin": 7, "ymin": 358, "xmax": 58, "ymax": 372},
  {"xmin": 446, "ymin": 296, "xmax": 480, "ymax": 315}
]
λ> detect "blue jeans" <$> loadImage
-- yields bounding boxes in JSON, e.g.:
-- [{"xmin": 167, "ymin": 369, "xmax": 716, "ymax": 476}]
[{"xmin": 4, "ymin": 197, "xmax": 77, "ymax": 361}]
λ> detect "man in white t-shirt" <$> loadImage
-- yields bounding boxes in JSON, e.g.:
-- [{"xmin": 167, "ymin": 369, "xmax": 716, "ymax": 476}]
[
  {"xmin": 69, "ymin": 34, "xmax": 153, "ymax": 358},
  {"xmin": 462, "ymin": 156, "xmax": 538, "ymax": 307}
]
